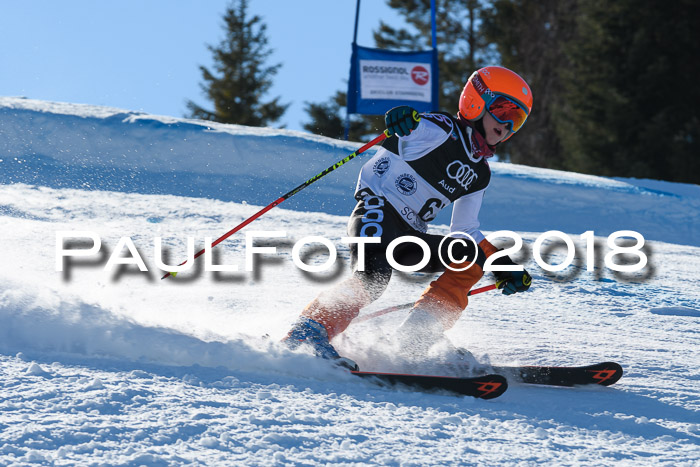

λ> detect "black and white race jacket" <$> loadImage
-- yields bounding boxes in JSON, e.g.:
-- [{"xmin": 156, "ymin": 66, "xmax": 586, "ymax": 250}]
[{"xmin": 354, "ymin": 112, "xmax": 494, "ymax": 244}]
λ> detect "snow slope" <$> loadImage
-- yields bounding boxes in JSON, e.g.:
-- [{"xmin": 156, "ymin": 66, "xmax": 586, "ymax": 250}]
[
  {"xmin": 1, "ymin": 98, "xmax": 699, "ymax": 465},
  {"xmin": 3, "ymin": 97, "xmax": 699, "ymax": 246}
]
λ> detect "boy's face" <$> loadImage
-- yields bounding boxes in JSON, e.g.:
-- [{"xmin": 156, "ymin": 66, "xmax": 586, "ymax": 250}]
[{"xmin": 482, "ymin": 111, "xmax": 511, "ymax": 145}]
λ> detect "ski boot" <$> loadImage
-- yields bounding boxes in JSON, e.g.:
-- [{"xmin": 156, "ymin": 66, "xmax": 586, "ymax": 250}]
[
  {"xmin": 284, "ymin": 317, "xmax": 359, "ymax": 371},
  {"xmin": 394, "ymin": 308, "xmax": 446, "ymax": 355},
  {"xmin": 442, "ymin": 346, "xmax": 481, "ymax": 376},
  {"xmin": 395, "ymin": 308, "xmax": 479, "ymax": 376}
]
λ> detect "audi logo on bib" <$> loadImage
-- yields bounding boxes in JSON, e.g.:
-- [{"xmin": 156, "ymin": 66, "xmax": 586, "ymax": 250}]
[{"xmin": 446, "ymin": 160, "xmax": 478, "ymax": 190}]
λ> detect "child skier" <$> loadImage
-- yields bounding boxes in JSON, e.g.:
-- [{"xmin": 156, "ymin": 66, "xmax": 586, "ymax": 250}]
[{"xmin": 285, "ymin": 66, "xmax": 533, "ymax": 370}]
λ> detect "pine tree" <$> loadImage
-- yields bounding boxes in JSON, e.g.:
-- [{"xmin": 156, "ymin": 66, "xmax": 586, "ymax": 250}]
[
  {"xmin": 480, "ymin": 0, "xmax": 577, "ymax": 168},
  {"xmin": 484, "ymin": 0, "xmax": 700, "ymax": 183},
  {"xmin": 560, "ymin": 0, "xmax": 700, "ymax": 183},
  {"xmin": 186, "ymin": 0, "xmax": 288, "ymax": 126},
  {"xmin": 302, "ymin": 91, "xmax": 383, "ymax": 141}
]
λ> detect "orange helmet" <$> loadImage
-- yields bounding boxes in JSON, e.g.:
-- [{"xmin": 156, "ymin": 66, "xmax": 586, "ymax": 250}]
[{"xmin": 459, "ymin": 66, "xmax": 533, "ymax": 140}]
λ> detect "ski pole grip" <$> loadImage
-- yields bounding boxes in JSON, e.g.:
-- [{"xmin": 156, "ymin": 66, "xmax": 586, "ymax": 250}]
[{"xmin": 412, "ymin": 110, "xmax": 421, "ymax": 123}]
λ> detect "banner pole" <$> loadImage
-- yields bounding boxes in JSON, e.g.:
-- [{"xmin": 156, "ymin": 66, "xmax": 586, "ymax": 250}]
[
  {"xmin": 345, "ymin": 0, "xmax": 362, "ymax": 141},
  {"xmin": 431, "ymin": 0, "xmax": 437, "ymax": 49},
  {"xmin": 430, "ymin": 0, "xmax": 439, "ymax": 112},
  {"xmin": 353, "ymin": 0, "xmax": 361, "ymax": 44}
]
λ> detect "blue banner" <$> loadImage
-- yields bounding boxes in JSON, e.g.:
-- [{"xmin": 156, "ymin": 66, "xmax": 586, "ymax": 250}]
[{"xmin": 347, "ymin": 44, "xmax": 439, "ymax": 115}]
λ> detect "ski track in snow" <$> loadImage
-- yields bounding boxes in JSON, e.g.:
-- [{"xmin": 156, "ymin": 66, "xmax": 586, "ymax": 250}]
[{"xmin": 0, "ymin": 99, "xmax": 699, "ymax": 465}]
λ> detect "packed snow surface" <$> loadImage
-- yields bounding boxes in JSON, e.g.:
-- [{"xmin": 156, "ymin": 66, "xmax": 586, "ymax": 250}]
[{"xmin": 1, "ymin": 98, "xmax": 699, "ymax": 465}]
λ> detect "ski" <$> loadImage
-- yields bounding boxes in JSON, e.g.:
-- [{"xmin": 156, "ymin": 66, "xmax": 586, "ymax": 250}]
[
  {"xmin": 488, "ymin": 361, "xmax": 623, "ymax": 387},
  {"xmin": 351, "ymin": 370, "xmax": 508, "ymax": 399}
]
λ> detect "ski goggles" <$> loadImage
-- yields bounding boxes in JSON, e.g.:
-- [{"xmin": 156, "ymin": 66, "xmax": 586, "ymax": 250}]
[{"xmin": 485, "ymin": 95, "xmax": 529, "ymax": 133}]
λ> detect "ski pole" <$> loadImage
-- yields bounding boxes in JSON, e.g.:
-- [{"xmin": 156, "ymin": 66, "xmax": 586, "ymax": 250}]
[
  {"xmin": 353, "ymin": 283, "xmax": 498, "ymax": 324},
  {"xmin": 162, "ymin": 131, "xmax": 389, "ymax": 280}
]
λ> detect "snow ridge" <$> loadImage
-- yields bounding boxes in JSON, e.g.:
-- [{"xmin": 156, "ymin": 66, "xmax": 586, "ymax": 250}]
[{"xmin": 2, "ymin": 96, "xmax": 699, "ymax": 246}]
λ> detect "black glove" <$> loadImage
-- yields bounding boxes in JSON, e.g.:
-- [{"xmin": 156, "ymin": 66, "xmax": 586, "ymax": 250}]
[
  {"xmin": 385, "ymin": 106, "xmax": 420, "ymax": 137},
  {"xmin": 491, "ymin": 254, "xmax": 532, "ymax": 296}
]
